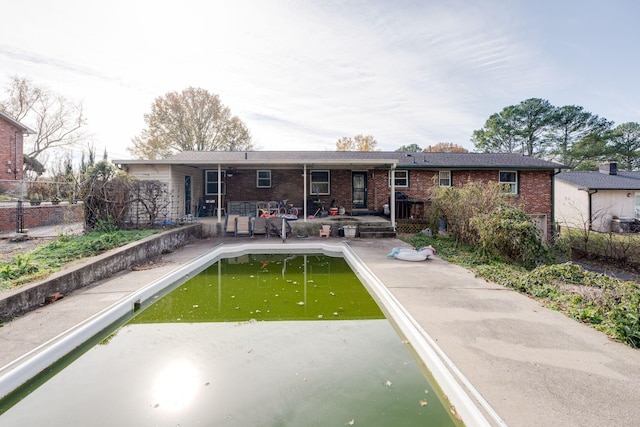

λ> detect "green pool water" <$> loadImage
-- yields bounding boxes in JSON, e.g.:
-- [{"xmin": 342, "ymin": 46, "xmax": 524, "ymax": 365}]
[{"xmin": 0, "ymin": 253, "xmax": 464, "ymax": 426}]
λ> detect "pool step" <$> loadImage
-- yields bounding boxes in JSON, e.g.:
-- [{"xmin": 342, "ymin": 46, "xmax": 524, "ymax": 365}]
[{"xmin": 357, "ymin": 225, "xmax": 397, "ymax": 239}]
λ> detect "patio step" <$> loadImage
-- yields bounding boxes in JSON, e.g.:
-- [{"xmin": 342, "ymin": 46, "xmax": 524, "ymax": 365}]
[{"xmin": 357, "ymin": 225, "xmax": 396, "ymax": 239}]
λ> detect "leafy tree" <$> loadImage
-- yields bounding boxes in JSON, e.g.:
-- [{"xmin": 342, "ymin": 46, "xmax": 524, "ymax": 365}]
[
  {"xmin": 395, "ymin": 143, "xmax": 422, "ymax": 152},
  {"xmin": 336, "ymin": 134, "xmax": 378, "ymax": 151},
  {"xmin": 473, "ymin": 98, "xmax": 554, "ymax": 157},
  {"xmin": 568, "ymin": 132, "xmax": 615, "ymax": 171},
  {"xmin": 129, "ymin": 87, "xmax": 253, "ymax": 159},
  {"xmin": 547, "ymin": 105, "xmax": 613, "ymax": 168},
  {"xmin": 0, "ymin": 75, "xmax": 86, "ymax": 175},
  {"xmin": 513, "ymin": 98, "xmax": 555, "ymax": 157},
  {"xmin": 609, "ymin": 122, "xmax": 640, "ymax": 170},
  {"xmin": 423, "ymin": 142, "xmax": 468, "ymax": 153},
  {"xmin": 471, "ymin": 105, "xmax": 520, "ymax": 153}
]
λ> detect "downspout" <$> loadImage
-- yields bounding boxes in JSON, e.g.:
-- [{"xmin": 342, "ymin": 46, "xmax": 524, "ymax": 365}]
[
  {"xmin": 390, "ymin": 165, "xmax": 396, "ymax": 230},
  {"xmin": 14, "ymin": 131, "xmax": 19, "ymax": 180},
  {"xmin": 587, "ymin": 189, "xmax": 598, "ymax": 231},
  {"xmin": 551, "ymin": 168, "xmax": 561, "ymax": 242}
]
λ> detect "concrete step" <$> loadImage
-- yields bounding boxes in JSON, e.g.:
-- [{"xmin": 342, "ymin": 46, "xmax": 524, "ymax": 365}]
[{"xmin": 357, "ymin": 225, "xmax": 397, "ymax": 239}]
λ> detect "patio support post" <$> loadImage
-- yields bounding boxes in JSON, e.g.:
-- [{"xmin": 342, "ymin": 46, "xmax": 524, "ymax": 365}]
[
  {"xmin": 217, "ymin": 164, "xmax": 222, "ymax": 223},
  {"xmin": 303, "ymin": 164, "xmax": 308, "ymax": 222}
]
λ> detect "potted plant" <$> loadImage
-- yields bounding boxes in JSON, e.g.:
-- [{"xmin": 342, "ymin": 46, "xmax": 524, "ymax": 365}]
[{"xmin": 29, "ymin": 192, "xmax": 42, "ymax": 206}]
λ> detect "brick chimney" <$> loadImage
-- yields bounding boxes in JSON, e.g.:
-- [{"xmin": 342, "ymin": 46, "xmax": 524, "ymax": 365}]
[{"xmin": 599, "ymin": 161, "xmax": 617, "ymax": 175}]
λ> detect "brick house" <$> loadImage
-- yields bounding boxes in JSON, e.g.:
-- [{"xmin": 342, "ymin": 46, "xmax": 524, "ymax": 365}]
[
  {"xmin": 0, "ymin": 111, "xmax": 34, "ymax": 181},
  {"xmin": 115, "ymin": 151, "xmax": 561, "ymax": 239}
]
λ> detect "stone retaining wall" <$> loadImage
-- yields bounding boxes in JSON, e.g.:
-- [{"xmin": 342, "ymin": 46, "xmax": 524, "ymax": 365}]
[{"xmin": 0, "ymin": 224, "xmax": 204, "ymax": 321}]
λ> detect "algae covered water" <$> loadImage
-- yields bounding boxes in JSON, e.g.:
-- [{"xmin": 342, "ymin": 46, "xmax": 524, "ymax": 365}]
[{"xmin": 0, "ymin": 253, "xmax": 463, "ymax": 426}]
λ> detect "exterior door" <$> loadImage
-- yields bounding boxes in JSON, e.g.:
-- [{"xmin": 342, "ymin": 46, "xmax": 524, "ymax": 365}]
[
  {"xmin": 352, "ymin": 172, "xmax": 367, "ymax": 209},
  {"xmin": 184, "ymin": 175, "xmax": 192, "ymax": 215}
]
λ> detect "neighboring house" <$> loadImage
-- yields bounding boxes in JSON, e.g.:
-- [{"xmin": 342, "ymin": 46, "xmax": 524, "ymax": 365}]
[
  {"xmin": 114, "ymin": 151, "xmax": 561, "ymax": 239},
  {"xmin": 0, "ymin": 111, "xmax": 35, "ymax": 181},
  {"xmin": 555, "ymin": 162, "xmax": 640, "ymax": 232}
]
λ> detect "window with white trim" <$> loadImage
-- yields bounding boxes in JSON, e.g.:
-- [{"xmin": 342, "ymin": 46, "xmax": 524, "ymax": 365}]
[
  {"xmin": 205, "ymin": 170, "xmax": 225, "ymax": 195},
  {"xmin": 635, "ymin": 192, "xmax": 640, "ymax": 218},
  {"xmin": 499, "ymin": 171, "xmax": 518, "ymax": 194},
  {"xmin": 388, "ymin": 170, "xmax": 409, "ymax": 187},
  {"xmin": 439, "ymin": 170, "xmax": 451, "ymax": 187},
  {"xmin": 310, "ymin": 170, "xmax": 330, "ymax": 195},
  {"xmin": 256, "ymin": 170, "xmax": 271, "ymax": 188}
]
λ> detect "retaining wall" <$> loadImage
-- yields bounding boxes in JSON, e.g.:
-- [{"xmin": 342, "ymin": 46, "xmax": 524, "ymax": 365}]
[{"xmin": 0, "ymin": 224, "xmax": 204, "ymax": 321}]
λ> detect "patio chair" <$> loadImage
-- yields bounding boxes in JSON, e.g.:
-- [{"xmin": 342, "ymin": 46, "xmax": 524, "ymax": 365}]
[
  {"xmin": 225, "ymin": 215, "xmax": 239, "ymax": 236},
  {"xmin": 268, "ymin": 217, "xmax": 292, "ymax": 240},
  {"xmin": 252, "ymin": 216, "xmax": 269, "ymax": 238},
  {"xmin": 236, "ymin": 215, "xmax": 251, "ymax": 236},
  {"xmin": 319, "ymin": 224, "xmax": 331, "ymax": 238}
]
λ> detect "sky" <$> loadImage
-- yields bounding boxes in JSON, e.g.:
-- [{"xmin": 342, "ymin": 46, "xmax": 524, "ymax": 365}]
[{"xmin": 1, "ymin": 0, "xmax": 639, "ymax": 160}]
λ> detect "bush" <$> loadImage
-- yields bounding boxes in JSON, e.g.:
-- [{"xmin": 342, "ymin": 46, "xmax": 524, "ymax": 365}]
[{"xmin": 472, "ymin": 206, "xmax": 549, "ymax": 268}]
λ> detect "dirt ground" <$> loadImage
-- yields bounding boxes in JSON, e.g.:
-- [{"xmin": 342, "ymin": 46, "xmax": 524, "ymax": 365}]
[{"xmin": 0, "ymin": 235, "xmax": 56, "ymax": 263}]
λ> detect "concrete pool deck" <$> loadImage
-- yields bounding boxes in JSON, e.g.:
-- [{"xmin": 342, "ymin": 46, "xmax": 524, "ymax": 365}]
[{"xmin": 1, "ymin": 237, "xmax": 640, "ymax": 426}]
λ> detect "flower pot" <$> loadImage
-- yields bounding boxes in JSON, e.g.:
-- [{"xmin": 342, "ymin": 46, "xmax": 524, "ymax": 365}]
[{"xmin": 343, "ymin": 225, "xmax": 357, "ymax": 238}]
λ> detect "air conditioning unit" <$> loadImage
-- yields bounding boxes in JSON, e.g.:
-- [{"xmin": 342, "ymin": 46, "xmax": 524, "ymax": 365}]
[{"xmin": 6, "ymin": 161, "xmax": 12, "ymax": 165}]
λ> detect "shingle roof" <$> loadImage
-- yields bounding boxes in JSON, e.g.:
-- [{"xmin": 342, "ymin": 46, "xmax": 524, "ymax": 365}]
[
  {"xmin": 0, "ymin": 111, "xmax": 36, "ymax": 134},
  {"xmin": 117, "ymin": 151, "xmax": 561, "ymax": 170},
  {"xmin": 556, "ymin": 171, "xmax": 640, "ymax": 190}
]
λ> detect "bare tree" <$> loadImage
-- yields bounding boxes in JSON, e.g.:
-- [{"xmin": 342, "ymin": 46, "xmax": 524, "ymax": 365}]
[
  {"xmin": 423, "ymin": 142, "xmax": 468, "ymax": 153},
  {"xmin": 0, "ymin": 75, "xmax": 86, "ymax": 177},
  {"xmin": 336, "ymin": 134, "xmax": 378, "ymax": 151},
  {"xmin": 129, "ymin": 87, "xmax": 253, "ymax": 159}
]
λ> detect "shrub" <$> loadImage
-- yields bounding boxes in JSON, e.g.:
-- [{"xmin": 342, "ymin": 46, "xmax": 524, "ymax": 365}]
[{"xmin": 472, "ymin": 206, "xmax": 549, "ymax": 268}]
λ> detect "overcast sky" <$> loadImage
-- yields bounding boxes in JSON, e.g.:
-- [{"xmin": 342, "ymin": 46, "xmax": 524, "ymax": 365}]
[{"xmin": 1, "ymin": 0, "xmax": 638, "ymax": 160}]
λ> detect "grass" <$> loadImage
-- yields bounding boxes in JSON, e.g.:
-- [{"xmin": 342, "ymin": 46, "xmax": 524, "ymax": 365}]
[
  {"xmin": 0, "ymin": 229, "xmax": 159, "ymax": 291},
  {"xmin": 401, "ymin": 232, "xmax": 640, "ymax": 348}
]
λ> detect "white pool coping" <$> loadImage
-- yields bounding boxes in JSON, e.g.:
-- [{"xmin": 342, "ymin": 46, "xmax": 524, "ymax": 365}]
[{"xmin": 0, "ymin": 241, "xmax": 502, "ymax": 426}]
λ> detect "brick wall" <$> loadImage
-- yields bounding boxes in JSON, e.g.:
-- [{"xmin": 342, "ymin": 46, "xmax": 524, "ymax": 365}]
[
  {"xmin": 0, "ymin": 204, "xmax": 84, "ymax": 233},
  {"xmin": 0, "ymin": 118, "xmax": 24, "ymax": 180},
  {"xmin": 221, "ymin": 166, "xmax": 553, "ymax": 238}
]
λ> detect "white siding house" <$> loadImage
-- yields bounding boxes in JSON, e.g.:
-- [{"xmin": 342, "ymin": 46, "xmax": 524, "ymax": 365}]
[{"xmin": 555, "ymin": 162, "xmax": 640, "ymax": 232}]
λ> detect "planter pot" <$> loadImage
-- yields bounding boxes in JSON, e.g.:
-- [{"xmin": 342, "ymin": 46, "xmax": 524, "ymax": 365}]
[{"xmin": 343, "ymin": 225, "xmax": 357, "ymax": 238}]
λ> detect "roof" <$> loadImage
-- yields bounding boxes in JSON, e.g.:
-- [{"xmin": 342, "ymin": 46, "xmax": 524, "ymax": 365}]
[
  {"xmin": 115, "ymin": 151, "xmax": 562, "ymax": 170},
  {"xmin": 0, "ymin": 111, "xmax": 36, "ymax": 134},
  {"xmin": 556, "ymin": 171, "xmax": 640, "ymax": 190}
]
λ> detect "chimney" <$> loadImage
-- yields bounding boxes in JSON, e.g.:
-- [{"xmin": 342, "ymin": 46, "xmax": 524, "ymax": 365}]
[{"xmin": 599, "ymin": 161, "xmax": 617, "ymax": 175}]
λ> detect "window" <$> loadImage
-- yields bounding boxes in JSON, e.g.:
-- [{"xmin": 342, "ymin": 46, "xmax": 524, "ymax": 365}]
[
  {"xmin": 205, "ymin": 170, "xmax": 226, "ymax": 195},
  {"xmin": 310, "ymin": 170, "xmax": 330, "ymax": 195},
  {"xmin": 256, "ymin": 170, "xmax": 271, "ymax": 188},
  {"xmin": 439, "ymin": 171, "xmax": 451, "ymax": 187},
  {"xmin": 499, "ymin": 171, "xmax": 518, "ymax": 194},
  {"xmin": 635, "ymin": 192, "xmax": 640, "ymax": 218},
  {"xmin": 388, "ymin": 170, "xmax": 409, "ymax": 188}
]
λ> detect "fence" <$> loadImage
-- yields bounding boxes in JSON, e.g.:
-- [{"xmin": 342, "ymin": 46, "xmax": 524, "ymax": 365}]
[{"xmin": 0, "ymin": 179, "xmax": 84, "ymax": 237}]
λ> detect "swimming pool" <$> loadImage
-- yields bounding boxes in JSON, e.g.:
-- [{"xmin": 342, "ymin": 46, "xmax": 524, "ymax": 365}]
[{"xmin": 0, "ymin": 242, "xmax": 493, "ymax": 426}]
